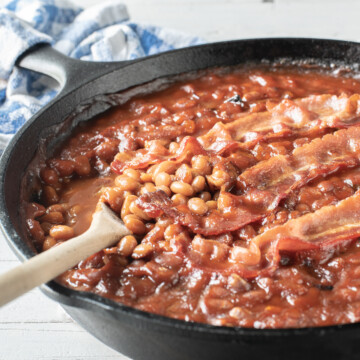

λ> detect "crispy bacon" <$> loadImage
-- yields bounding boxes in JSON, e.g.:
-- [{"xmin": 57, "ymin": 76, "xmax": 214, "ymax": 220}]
[
  {"xmin": 137, "ymin": 127, "xmax": 360, "ymax": 236},
  {"xmin": 111, "ymin": 94, "xmax": 360, "ymax": 174},
  {"xmin": 238, "ymin": 126, "xmax": 360, "ymax": 209},
  {"xmin": 199, "ymin": 94, "xmax": 360, "ymax": 150},
  {"xmin": 186, "ymin": 191, "xmax": 360, "ymax": 279},
  {"xmin": 231, "ymin": 190, "xmax": 360, "ymax": 275}
]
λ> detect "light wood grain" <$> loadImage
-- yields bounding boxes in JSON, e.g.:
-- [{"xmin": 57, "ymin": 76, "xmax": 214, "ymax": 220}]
[
  {"xmin": 0, "ymin": 260, "xmax": 129, "ymax": 360},
  {"xmin": 0, "ymin": 322, "xmax": 128, "ymax": 359}
]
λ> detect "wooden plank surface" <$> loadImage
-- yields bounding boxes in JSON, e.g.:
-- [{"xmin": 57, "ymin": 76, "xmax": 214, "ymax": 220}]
[{"xmin": 1, "ymin": 0, "xmax": 360, "ymax": 359}]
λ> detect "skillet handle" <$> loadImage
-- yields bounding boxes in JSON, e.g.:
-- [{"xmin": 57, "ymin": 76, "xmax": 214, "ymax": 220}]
[{"xmin": 16, "ymin": 43, "xmax": 130, "ymax": 95}]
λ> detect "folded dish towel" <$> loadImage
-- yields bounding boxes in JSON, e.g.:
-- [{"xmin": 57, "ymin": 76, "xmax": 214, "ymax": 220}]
[{"xmin": 0, "ymin": 0, "xmax": 203, "ymax": 151}]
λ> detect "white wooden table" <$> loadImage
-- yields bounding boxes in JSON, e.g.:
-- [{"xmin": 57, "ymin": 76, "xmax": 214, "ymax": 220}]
[{"xmin": 1, "ymin": 0, "xmax": 360, "ymax": 359}]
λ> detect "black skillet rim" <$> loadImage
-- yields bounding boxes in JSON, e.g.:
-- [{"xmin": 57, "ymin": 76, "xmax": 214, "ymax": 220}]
[{"xmin": 1, "ymin": 37, "xmax": 360, "ymax": 340}]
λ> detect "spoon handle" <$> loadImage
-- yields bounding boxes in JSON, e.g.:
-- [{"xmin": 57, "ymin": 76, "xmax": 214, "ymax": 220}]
[{"xmin": 0, "ymin": 204, "xmax": 130, "ymax": 307}]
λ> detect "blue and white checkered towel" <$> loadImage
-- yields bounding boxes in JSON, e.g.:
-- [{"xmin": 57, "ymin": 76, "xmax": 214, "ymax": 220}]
[{"xmin": 0, "ymin": 0, "xmax": 203, "ymax": 151}]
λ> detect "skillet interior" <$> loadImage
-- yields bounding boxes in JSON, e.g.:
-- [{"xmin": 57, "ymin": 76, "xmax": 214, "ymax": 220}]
[{"xmin": 1, "ymin": 38, "xmax": 360, "ymax": 360}]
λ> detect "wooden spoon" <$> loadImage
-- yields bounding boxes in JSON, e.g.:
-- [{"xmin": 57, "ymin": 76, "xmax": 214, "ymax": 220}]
[{"xmin": 0, "ymin": 203, "xmax": 131, "ymax": 307}]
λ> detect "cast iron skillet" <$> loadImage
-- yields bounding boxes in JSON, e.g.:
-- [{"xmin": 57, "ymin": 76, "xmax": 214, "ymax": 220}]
[{"xmin": 1, "ymin": 38, "xmax": 360, "ymax": 360}]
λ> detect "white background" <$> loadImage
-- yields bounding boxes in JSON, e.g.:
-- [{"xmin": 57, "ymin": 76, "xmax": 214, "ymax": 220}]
[{"xmin": 1, "ymin": 0, "xmax": 359, "ymax": 359}]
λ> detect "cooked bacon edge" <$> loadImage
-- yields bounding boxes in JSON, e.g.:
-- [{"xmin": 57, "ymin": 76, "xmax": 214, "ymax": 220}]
[{"xmin": 111, "ymin": 136, "xmax": 206, "ymax": 174}]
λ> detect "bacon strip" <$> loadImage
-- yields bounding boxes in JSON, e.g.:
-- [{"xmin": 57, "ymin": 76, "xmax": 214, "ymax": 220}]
[
  {"xmin": 111, "ymin": 94, "xmax": 360, "ymax": 174},
  {"xmin": 186, "ymin": 190, "xmax": 360, "ymax": 279},
  {"xmin": 111, "ymin": 136, "xmax": 206, "ymax": 174},
  {"xmin": 229, "ymin": 190, "xmax": 360, "ymax": 276},
  {"xmin": 199, "ymin": 94, "xmax": 360, "ymax": 151},
  {"xmin": 137, "ymin": 127, "xmax": 360, "ymax": 235},
  {"xmin": 238, "ymin": 126, "xmax": 360, "ymax": 209}
]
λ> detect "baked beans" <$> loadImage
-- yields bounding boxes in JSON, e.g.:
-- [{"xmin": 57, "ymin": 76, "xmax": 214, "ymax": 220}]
[{"xmin": 23, "ymin": 64, "xmax": 360, "ymax": 329}]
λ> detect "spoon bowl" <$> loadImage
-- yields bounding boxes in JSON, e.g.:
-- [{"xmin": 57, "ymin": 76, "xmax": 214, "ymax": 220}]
[{"xmin": 0, "ymin": 202, "xmax": 130, "ymax": 307}]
